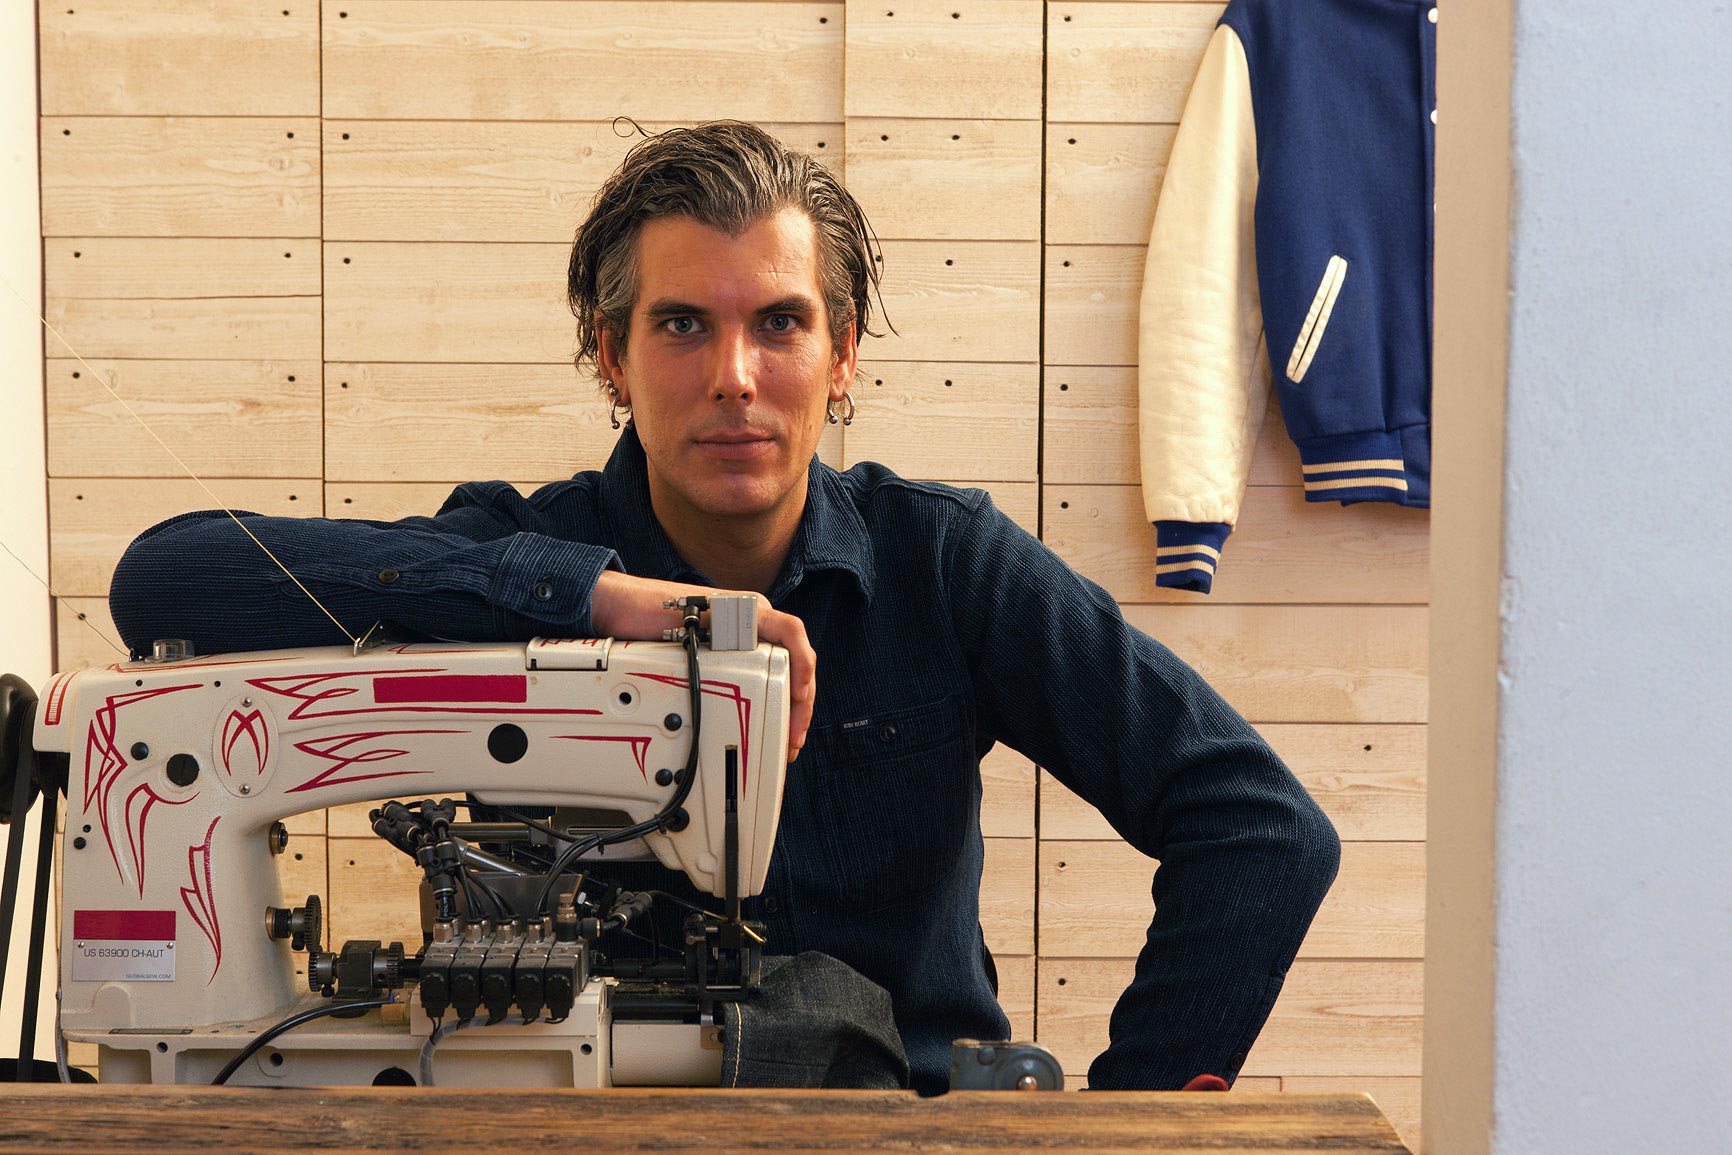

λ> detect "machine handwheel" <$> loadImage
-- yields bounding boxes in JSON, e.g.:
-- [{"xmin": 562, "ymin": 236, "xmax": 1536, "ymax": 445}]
[{"xmin": 0, "ymin": 674, "xmax": 39, "ymax": 826}]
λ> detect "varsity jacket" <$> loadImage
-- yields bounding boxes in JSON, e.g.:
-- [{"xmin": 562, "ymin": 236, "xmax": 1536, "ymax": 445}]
[{"xmin": 1138, "ymin": 0, "xmax": 1436, "ymax": 593}]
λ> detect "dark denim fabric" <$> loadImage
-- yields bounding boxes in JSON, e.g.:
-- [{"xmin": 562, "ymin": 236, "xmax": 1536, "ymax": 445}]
[
  {"xmin": 720, "ymin": 952, "xmax": 908, "ymax": 1089},
  {"xmin": 110, "ymin": 426, "xmax": 1340, "ymax": 1093}
]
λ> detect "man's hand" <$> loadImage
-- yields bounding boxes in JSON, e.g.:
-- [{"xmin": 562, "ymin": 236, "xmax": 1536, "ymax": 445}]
[{"xmin": 591, "ymin": 570, "xmax": 816, "ymax": 763}]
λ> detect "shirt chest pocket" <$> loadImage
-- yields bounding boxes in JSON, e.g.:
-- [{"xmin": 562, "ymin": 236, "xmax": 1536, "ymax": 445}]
[{"xmin": 801, "ymin": 695, "xmax": 977, "ymax": 914}]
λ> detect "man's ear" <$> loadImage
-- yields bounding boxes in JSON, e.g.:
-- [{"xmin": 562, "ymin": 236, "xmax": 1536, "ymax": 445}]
[
  {"xmin": 829, "ymin": 320, "xmax": 859, "ymax": 400},
  {"xmin": 596, "ymin": 314, "xmax": 628, "ymax": 402}
]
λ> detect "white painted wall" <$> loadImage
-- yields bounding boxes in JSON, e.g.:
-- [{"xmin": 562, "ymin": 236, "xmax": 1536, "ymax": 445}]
[
  {"xmin": 0, "ymin": 2, "xmax": 57, "ymax": 1062},
  {"xmin": 1495, "ymin": 1, "xmax": 1732, "ymax": 1150}
]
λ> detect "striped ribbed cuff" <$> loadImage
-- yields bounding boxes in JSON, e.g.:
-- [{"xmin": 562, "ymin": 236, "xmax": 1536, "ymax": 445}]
[{"xmin": 1153, "ymin": 521, "xmax": 1231, "ymax": 594}]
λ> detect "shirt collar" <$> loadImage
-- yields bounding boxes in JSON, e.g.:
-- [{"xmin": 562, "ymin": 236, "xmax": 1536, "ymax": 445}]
[{"xmin": 597, "ymin": 426, "xmax": 876, "ymax": 607}]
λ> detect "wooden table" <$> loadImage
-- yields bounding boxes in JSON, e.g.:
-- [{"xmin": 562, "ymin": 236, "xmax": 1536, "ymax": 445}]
[{"xmin": 0, "ymin": 1087, "xmax": 1409, "ymax": 1153}]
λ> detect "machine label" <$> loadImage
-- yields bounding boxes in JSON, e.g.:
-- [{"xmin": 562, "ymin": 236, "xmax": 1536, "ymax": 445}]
[{"xmin": 71, "ymin": 910, "xmax": 176, "ymax": 982}]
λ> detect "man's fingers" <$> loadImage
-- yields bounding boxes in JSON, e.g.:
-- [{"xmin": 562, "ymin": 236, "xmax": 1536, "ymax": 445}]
[
  {"xmin": 757, "ymin": 605, "xmax": 817, "ymax": 762},
  {"xmin": 593, "ymin": 576, "xmax": 816, "ymax": 763}
]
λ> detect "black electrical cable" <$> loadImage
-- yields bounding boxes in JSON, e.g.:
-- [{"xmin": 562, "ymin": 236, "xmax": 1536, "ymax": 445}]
[
  {"xmin": 532, "ymin": 624, "xmax": 706, "ymax": 916},
  {"xmin": 209, "ymin": 998, "xmax": 390, "ymax": 1086},
  {"xmin": 455, "ymin": 864, "xmax": 483, "ymax": 919},
  {"xmin": 468, "ymin": 869, "xmax": 512, "ymax": 920},
  {"xmin": 530, "ymin": 832, "xmax": 606, "ymax": 917}
]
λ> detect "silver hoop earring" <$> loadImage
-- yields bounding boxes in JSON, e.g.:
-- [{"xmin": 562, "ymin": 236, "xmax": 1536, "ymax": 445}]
[
  {"xmin": 826, "ymin": 392, "xmax": 855, "ymax": 427},
  {"xmin": 606, "ymin": 380, "xmax": 630, "ymax": 430}
]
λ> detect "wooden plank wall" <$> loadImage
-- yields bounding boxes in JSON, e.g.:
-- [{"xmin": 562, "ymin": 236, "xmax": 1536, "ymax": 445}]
[{"xmin": 37, "ymin": 2, "xmax": 1426, "ymax": 1145}]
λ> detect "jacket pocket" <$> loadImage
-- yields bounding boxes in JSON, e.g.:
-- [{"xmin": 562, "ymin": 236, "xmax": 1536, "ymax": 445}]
[
  {"xmin": 804, "ymin": 695, "xmax": 975, "ymax": 914},
  {"xmin": 1285, "ymin": 255, "xmax": 1349, "ymax": 384}
]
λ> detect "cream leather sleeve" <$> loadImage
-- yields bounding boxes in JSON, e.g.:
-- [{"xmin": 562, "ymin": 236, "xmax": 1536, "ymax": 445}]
[{"xmin": 1137, "ymin": 23, "xmax": 1269, "ymax": 534}]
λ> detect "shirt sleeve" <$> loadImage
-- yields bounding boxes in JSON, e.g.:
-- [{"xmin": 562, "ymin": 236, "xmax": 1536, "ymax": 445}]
[
  {"xmin": 945, "ymin": 493, "xmax": 1338, "ymax": 1089},
  {"xmin": 108, "ymin": 480, "xmax": 622, "ymax": 656},
  {"xmin": 1138, "ymin": 21, "xmax": 1270, "ymax": 595}
]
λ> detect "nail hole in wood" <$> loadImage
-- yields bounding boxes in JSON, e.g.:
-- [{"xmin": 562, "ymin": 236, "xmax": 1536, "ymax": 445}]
[{"xmin": 1060, "ymin": 502, "xmax": 1069, "ymax": 509}]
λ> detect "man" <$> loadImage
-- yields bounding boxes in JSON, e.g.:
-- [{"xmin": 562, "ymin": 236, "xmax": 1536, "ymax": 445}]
[{"xmin": 110, "ymin": 121, "xmax": 1338, "ymax": 1094}]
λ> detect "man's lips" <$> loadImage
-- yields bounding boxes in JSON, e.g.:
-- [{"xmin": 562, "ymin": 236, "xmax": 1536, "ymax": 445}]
[{"xmin": 694, "ymin": 432, "xmax": 777, "ymax": 459}]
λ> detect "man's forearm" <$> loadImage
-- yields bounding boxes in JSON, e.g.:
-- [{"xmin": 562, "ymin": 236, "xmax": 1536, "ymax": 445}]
[
  {"xmin": 1086, "ymin": 761, "xmax": 1340, "ymax": 1089},
  {"xmin": 108, "ymin": 509, "xmax": 617, "ymax": 656}
]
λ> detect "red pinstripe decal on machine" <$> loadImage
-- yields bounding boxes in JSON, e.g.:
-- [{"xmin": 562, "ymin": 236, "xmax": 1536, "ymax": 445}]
[
  {"xmin": 112, "ymin": 655, "xmax": 301, "ymax": 673},
  {"xmin": 220, "ymin": 708, "xmax": 271, "ymax": 777},
  {"xmin": 43, "ymin": 671, "xmax": 75, "ymax": 726},
  {"xmin": 285, "ymin": 729, "xmax": 464, "ymax": 793},
  {"xmin": 550, "ymin": 734, "xmax": 653, "ymax": 779},
  {"xmin": 123, "ymin": 781, "xmax": 194, "ymax": 897},
  {"xmin": 633, "ymin": 675, "xmax": 752, "ymax": 789},
  {"xmin": 83, "ymin": 683, "xmax": 203, "ymax": 890},
  {"xmin": 180, "ymin": 816, "xmax": 222, "ymax": 983}
]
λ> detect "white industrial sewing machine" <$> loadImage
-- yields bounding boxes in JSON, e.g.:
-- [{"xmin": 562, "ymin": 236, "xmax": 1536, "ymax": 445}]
[{"xmin": 0, "ymin": 596, "xmax": 790, "ymax": 1087}]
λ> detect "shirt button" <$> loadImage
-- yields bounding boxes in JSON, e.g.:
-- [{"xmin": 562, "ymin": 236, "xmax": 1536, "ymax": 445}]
[
  {"xmin": 1431, "ymin": 109, "xmax": 1438, "ymax": 124},
  {"xmin": 377, "ymin": 568, "xmax": 400, "ymax": 584},
  {"xmin": 532, "ymin": 580, "xmax": 555, "ymax": 602},
  {"xmin": 878, "ymin": 723, "xmax": 898, "ymax": 743},
  {"xmin": 1428, "ymin": 6, "xmax": 1437, "ymax": 21},
  {"xmin": 763, "ymin": 895, "xmax": 781, "ymax": 914}
]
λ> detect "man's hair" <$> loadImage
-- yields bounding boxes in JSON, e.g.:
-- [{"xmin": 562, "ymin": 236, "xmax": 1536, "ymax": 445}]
[{"xmin": 567, "ymin": 120, "xmax": 886, "ymax": 382}]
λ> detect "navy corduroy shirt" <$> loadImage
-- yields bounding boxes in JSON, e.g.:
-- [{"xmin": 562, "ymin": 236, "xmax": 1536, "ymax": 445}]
[{"xmin": 109, "ymin": 427, "xmax": 1339, "ymax": 1093}]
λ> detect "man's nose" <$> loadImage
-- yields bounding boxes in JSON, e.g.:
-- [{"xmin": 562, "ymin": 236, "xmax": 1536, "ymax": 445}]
[{"xmin": 710, "ymin": 325, "xmax": 756, "ymax": 403}]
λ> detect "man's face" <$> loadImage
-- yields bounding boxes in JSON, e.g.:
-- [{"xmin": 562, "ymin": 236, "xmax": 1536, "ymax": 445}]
[{"xmin": 602, "ymin": 208, "xmax": 856, "ymax": 523}]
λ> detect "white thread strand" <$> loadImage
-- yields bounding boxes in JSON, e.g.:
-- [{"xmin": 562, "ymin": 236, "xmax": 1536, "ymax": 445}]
[
  {"xmin": 0, "ymin": 536, "xmax": 127, "ymax": 658},
  {"xmin": 1, "ymin": 274, "xmax": 357, "ymax": 645}
]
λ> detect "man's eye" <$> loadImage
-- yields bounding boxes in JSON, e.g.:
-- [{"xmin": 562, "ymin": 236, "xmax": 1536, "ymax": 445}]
[
  {"xmin": 664, "ymin": 317, "xmax": 701, "ymax": 336},
  {"xmin": 765, "ymin": 314, "xmax": 797, "ymax": 333}
]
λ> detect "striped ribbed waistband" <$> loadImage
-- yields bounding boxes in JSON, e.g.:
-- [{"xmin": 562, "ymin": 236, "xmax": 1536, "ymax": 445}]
[{"xmin": 1292, "ymin": 424, "xmax": 1431, "ymax": 508}]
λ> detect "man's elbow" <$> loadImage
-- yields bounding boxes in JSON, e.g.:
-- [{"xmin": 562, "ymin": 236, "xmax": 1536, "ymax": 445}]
[
  {"xmin": 1285, "ymin": 791, "xmax": 1342, "ymax": 913},
  {"xmin": 108, "ymin": 510, "xmax": 238, "ymax": 655},
  {"xmin": 109, "ymin": 529, "xmax": 175, "ymax": 655}
]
